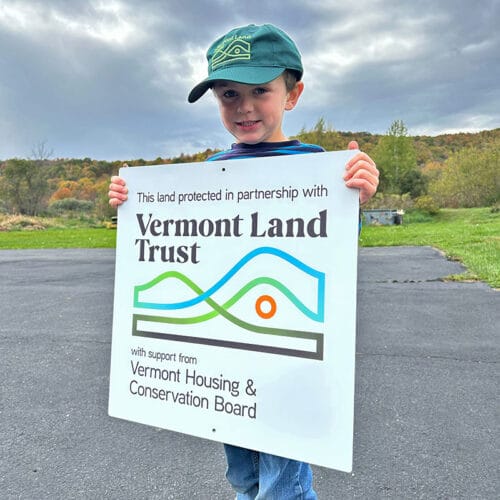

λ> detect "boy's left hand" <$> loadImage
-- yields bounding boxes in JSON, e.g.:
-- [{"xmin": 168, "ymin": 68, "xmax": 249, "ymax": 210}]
[{"xmin": 343, "ymin": 141, "xmax": 379, "ymax": 204}]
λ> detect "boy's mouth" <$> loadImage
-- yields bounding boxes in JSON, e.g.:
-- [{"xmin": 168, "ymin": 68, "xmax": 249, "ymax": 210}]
[{"xmin": 236, "ymin": 120, "xmax": 260, "ymax": 128}]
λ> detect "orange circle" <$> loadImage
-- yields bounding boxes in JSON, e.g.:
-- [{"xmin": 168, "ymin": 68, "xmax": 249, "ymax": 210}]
[{"xmin": 255, "ymin": 295, "xmax": 277, "ymax": 319}]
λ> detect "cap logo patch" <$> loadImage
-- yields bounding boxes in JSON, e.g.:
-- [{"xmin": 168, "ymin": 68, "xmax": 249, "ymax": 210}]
[{"xmin": 211, "ymin": 36, "xmax": 251, "ymax": 70}]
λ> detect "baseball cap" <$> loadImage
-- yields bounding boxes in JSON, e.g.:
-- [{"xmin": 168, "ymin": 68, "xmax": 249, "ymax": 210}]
[{"xmin": 188, "ymin": 24, "xmax": 303, "ymax": 103}]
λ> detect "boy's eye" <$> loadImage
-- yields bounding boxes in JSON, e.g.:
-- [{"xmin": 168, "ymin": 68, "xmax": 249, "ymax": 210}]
[
  {"xmin": 223, "ymin": 90, "xmax": 238, "ymax": 98},
  {"xmin": 253, "ymin": 87, "xmax": 267, "ymax": 95}
]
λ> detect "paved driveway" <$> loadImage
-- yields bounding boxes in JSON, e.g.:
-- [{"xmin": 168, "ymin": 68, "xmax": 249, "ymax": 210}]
[{"xmin": 0, "ymin": 247, "xmax": 498, "ymax": 499}]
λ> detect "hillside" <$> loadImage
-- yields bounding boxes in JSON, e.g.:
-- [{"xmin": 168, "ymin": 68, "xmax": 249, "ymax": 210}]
[
  {"xmin": 1, "ymin": 127, "xmax": 498, "ymax": 217},
  {"xmin": 296, "ymin": 128, "xmax": 500, "ymax": 167}
]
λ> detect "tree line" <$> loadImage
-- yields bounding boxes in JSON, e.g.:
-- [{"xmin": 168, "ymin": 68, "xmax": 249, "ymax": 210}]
[
  {"xmin": 0, "ymin": 124, "xmax": 498, "ymax": 217},
  {"xmin": 294, "ymin": 120, "xmax": 499, "ymax": 210}
]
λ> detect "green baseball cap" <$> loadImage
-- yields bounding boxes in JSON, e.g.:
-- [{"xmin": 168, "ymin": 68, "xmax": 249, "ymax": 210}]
[{"xmin": 188, "ymin": 24, "xmax": 303, "ymax": 103}]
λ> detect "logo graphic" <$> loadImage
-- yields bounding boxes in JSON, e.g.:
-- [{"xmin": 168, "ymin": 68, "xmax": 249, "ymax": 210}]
[
  {"xmin": 132, "ymin": 247, "xmax": 325, "ymax": 360},
  {"xmin": 211, "ymin": 38, "xmax": 251, "ymax": 70}
]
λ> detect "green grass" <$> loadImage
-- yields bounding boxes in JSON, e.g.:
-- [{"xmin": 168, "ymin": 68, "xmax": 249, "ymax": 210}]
[
  {"xmin": 0, "ymin": 227, "xmax": 116, "ymax": 249},
  {"xmin": 360, "ymin": 208, "xmax": 500, "ymax": 288},
  {"xmin": 1, "ymin": 208, "xmax": 499, "ymax": 288}
]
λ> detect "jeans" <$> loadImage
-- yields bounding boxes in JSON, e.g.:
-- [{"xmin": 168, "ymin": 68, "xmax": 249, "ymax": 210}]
[{"xmin": 224, "ymin": 444, "xmax": 317, "ymax": 499}]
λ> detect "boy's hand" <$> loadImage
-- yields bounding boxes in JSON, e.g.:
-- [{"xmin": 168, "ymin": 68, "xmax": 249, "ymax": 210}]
[
  {"xmin": 108, "ymin": 175, "xmax": 128, "ymax": 208},
  {"xmin": 344, "ymin": 141, "xmax": 379, "ymax": 204}
]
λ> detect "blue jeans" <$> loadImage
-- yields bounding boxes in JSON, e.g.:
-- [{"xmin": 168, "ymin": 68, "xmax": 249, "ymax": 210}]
[{"xmin": 224, "ymin": 444, "xmax": 317, "ymax": 499}]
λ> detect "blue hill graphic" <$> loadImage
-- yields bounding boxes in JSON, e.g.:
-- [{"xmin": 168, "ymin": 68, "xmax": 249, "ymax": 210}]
[{"xmin": 134, "ymin": 246, "xmax": 325, "ymax": 322}]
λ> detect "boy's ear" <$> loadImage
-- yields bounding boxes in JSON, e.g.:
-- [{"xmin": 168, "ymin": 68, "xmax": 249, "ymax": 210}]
[{"xmin": 285, "ymin": 81, "xmax": 304, "ymax": 111}]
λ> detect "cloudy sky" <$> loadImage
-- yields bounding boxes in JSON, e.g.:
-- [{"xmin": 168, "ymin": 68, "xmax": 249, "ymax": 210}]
[{"xmin": 1, "ymin": 0, "xmax": 498, "ymax": 160}]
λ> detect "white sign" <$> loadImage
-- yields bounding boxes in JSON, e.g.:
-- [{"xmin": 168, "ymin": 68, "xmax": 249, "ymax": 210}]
[{"xmin": 108, "ymin": 151, "xmax": 359, "ymax": 472}]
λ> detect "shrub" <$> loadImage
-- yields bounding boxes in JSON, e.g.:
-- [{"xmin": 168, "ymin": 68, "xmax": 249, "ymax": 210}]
[
  {"xmin": 413, "ymin": 195, "xmax": 440, "ymax": 215},
  {"xmin": 49, "ymin": 198, "xmax": 94, "ymax": 213},
  {"xmin": 428, "ymin": 140, "xmax": 499, "ymax": 207},
  {"xmin": 0, "ymin": 215, "xmax": 49, "ymax": 231}
]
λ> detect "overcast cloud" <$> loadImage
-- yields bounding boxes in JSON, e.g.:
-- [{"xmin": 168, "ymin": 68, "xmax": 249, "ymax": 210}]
[{"xmin": 1, "ymin": 0, "xmax": 498, "ymax": 160}]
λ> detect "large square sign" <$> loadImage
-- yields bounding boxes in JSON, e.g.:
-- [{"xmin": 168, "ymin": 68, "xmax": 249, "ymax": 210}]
[{"xmin": 109, "ymin": 150, "xmax": 359, "ymax": 471}]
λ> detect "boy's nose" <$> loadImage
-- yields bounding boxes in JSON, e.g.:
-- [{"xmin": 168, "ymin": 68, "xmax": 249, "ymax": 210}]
[{"xmin": 237, "ymin": 96, "xmax": 253, "ymax": 113}]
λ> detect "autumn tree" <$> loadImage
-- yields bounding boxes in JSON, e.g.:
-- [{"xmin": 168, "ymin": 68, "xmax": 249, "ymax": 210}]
[
  {"xmin": 0, "ymin": 159, "xmax": 50, "ymax": 215},
  {"xmin": 49, "ymin": 178, "xmax": 97, "ymax": 202},
  {"xmin": 429, "ymin": 140, "xmax": 500, "ymax": 207},
  {"xmin": 94, "ymin": 177, "xmax": 116, "ymax": 219},
  {"xmin": 294, "ymin": 117, "xmax": 344, "ymax": 151}
]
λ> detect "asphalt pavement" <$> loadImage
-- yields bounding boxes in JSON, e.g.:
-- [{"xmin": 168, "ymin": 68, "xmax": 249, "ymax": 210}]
[{"xmin": 0, "ymin": 246, "xmax": 498, "ymax": 499}]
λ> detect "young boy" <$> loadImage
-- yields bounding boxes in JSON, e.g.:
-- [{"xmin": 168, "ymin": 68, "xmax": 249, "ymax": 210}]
[{"xmin": 109, "ymin": 23, "xmax": 379, "ymax": 499}]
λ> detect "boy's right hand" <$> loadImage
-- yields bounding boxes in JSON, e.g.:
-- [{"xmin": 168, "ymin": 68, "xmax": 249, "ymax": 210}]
[{"xmin": 108, "ymin": 176, "xmax": 128, "ymax": 208}]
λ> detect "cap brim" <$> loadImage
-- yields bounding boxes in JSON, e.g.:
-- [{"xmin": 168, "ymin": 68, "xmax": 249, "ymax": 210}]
[{"xmin": 187, "ymin": 66, "xmax": 286, "ymax": 103}]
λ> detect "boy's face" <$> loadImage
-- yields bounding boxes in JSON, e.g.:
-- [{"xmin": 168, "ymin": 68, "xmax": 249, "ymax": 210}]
[{"xmin": 212, "ymin": 76, "xmax": 303, "ymax": 144}]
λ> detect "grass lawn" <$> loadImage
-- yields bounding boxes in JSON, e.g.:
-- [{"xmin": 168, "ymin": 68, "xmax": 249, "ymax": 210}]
[
  {"xmin": 0, "ymin": 227, "xmax": 116, "ymax": 249},
  {"xmin": 1, "ymin": 208, "xmax": 499, "ymax": 288}
]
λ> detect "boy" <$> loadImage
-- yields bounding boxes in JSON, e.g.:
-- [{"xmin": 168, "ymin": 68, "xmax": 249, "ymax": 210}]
[{"xmin": 109, "ymin": 24, "xmax": 379, "ymax": 499}]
